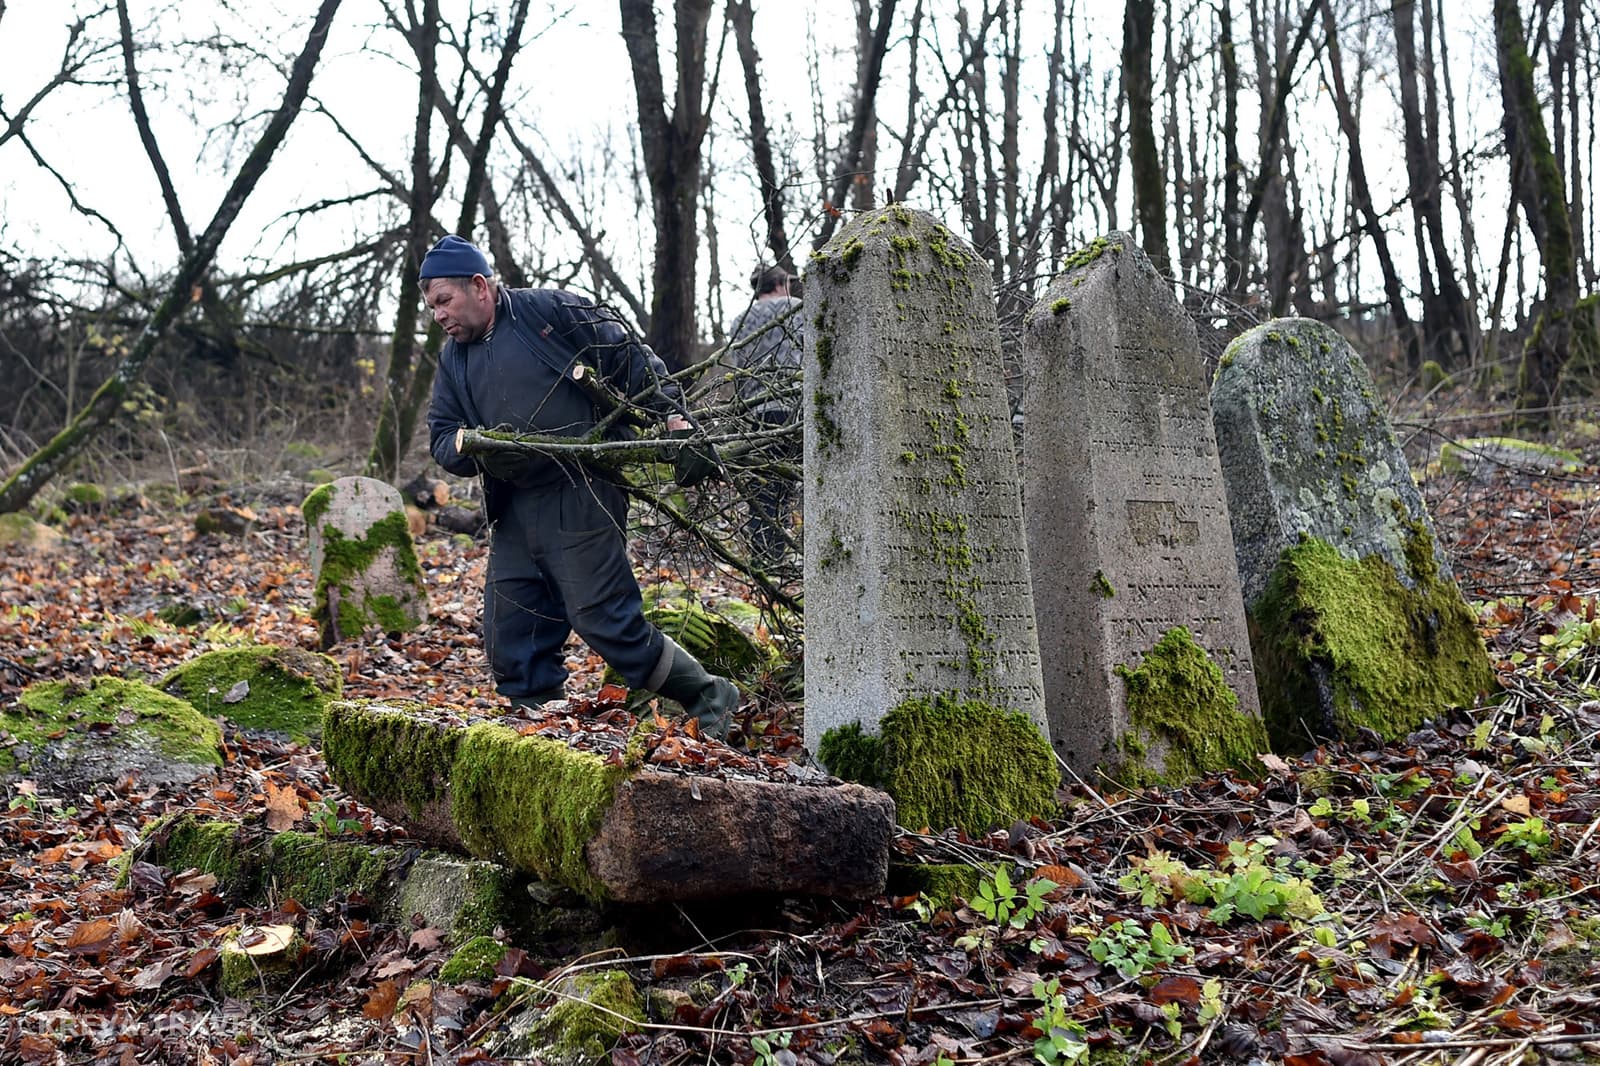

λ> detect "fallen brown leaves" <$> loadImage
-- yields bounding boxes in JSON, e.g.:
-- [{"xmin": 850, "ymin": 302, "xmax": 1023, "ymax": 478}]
[{"xmin": 1, "ymin": 450, "xmax": 1599, "ymax": 1062}]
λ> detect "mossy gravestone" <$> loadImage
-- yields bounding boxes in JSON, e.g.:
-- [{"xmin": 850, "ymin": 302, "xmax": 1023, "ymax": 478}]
[
  {"xmin": 803, "ymin": 205, "xmax": 1056, "ymax": 834},
  {"xmin": 302, "ymin": 476, "xmax": 427, "ymax": 648},
  {"xmin": 1210, "ymin": 319, "xmax": 1494, "ymax": 749},
  {"xmin": 1022, "ymin": 235, "xmax": 1266, "ymax": 785}
]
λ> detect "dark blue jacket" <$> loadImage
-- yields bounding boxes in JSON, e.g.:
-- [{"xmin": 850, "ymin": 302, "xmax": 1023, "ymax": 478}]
[{"xmin": 428, "ymin": 287, "xmax": 681, "ymax": 518}]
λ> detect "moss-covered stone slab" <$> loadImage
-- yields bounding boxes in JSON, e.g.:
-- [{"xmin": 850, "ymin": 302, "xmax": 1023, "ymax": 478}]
[
  {"xmin": 302, "ymin": 476, "xmax": 427, "ymax": 647},
  {"xmin": 1212, "ymin": 320, "xmax": 1494, "ymax": 748},
  {"xmin": 495, "ymin": 969, "xmax": 644, "ymax": 1064},
  {"xmin": 160, "ymin": 644, "xmax": 341, "ymax": 741},
  {"xmin": 0, "ymin": 512, "xmax": 64, "ymax": 553},
  {"xmin": 1, "ymin": 677, "xmax": 222, "ymax": 792},
  {"xmin": 1437, "ymin": 436, "xmax": 1581, "ymax": 480},
  {"xmin": 130, "ymin": 813, "xmax": 540, "ymax": 941},
  {"xmin": 323, "ymin": 701, "xmax": 895, "ymax": 903}
]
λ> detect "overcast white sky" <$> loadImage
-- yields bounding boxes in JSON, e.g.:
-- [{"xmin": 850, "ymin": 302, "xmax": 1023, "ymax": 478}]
[{"xmin": 0, "ymin": 0, "xmax": 1541, "ymax": 319}]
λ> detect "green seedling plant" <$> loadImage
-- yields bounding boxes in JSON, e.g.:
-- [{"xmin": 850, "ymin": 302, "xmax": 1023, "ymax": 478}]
[
  {"xmin": 750, "ymin": 1030, "xmax": 794, "ymax": 1066},
  {"xmin": 970, "ymin": 866, "xmax": 1057, "ymax": 930},
  {"xmin": 1119, "ymin": 840, "xmax": 1325, "ymax": 922},
  {"xmin": 1498, "ymin": 816, "xmax": 1554, "ymax": 859},
  {"xmin": 1030, "ymin": 978, "xmax": 1089, "ymax": 1066},
  {"xmin": 311, "ymin": 797, "xmax": 363, "ymax": 837},
  {"xmin": 1087, "ymin": 918, "xmax": 1191, "ymax": 978}
]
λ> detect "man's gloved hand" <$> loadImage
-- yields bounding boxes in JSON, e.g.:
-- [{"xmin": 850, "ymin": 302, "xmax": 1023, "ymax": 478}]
[
  {"xmin": 477, "ymin": 449, "xmax": 534, "ymax": 482},
  {"xmin": 670, "ymin": 428, "xmax": 720, "ymax": 487}
]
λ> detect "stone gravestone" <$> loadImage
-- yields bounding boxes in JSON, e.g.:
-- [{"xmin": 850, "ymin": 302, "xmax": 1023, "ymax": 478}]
[
  {"xmin": 302, "ymin": 476, "xmax": 428, "ymax": 648},
  {"xmin": 1022, "ymin": 234, "xmax": 1266, "ymax": 786},
  {"xmin": 803, "ymin": 205, "xmax": 1056, "ymax": 835},
  {"xmin": 1211, "ymin": 319, "xmax": 1494, "ymax": 749}
]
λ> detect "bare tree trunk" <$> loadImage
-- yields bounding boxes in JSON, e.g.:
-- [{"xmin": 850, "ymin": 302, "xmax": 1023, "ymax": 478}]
[
  {"xmin": 1321, "ymin": 0, "xmax": 1419, "ymax": 368},
  {"xmin": 0, "ymin": 0, "xmax": 344, "ymax": 515},
  {"xmin": 1494, "ymin": 0, "xmax": 1594, "ymax": 421},
  {"xmin": 1393, "ymin": 0, "xmax": 1471, "ymax": 365},
  {"xmin": 813, "ymin": 0, "xmax": 896, "ymax": 248},
  {"xmin": 367, "ymin": 0, "xmax": 440, "ymax": 483},
  {"xmin": 1124, "ymin": 0, "xmax": 1169, "ymax": 276},
  {"xmin": 379, "ymin": 0, "xmax": 532, "ymax": 482},
  {"xmin": 729, "ymin": 0, "xmax": 793, "ymax": 273},
  {"xmin": 1219, "ymin": 0, "xmax": 1242, "ymax": 292},
  {"xmin": 1432, "ymin": 0, "xmax": 1484, "ymax": 359},
  {"xmin": 620, "ymin": 0, "xmax": 716, "ymax": 369}
]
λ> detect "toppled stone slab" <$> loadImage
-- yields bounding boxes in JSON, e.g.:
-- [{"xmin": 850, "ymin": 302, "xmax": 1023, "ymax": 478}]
[
  {"xmin": 0, "ymin": 512, "xmax": 64, "ymax": 553},
  {"xmin": 322, "ymin": 701, "xmax": 895, "ymax": 903},
  {"xmin": 160, "ymin": 644, "xmax": 341, "ymax": 740},
  {"xmin": 301, "ymin": 476, "xmax": 428, "ymax": 647},
  {"xmin": 1022, "ymin": 234, "xmax": 1265, "ymax": 785},
  {"xmin": 129, "ymin": 812, "xmax": 544, "ymax": 943},
  {"xmin": 2, "ymin": 677, "xmax": 222, "ymax": 793},
  {"xmin": 1437, "ymin": 436, "xmax": 1581, "ymax": 480},
  {"xmin": 1211, "ymin": 319, "xmax": 1494, "ymax": 748}
]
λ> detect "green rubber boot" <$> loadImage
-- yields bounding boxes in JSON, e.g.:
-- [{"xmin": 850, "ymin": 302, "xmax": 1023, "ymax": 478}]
[{"xmin": 651, "ymin": 637, "xmax": 740, "ymax": 740}]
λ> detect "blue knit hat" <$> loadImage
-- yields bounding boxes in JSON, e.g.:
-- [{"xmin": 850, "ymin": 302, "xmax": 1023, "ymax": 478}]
[{"xmin": 418, "ymin": 235, "xmax": 491, "ymax": 280}]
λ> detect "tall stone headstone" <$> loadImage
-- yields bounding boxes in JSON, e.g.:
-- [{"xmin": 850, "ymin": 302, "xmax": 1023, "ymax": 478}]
[
  {"xmin": 1211, "ymin": 319, "xmax": 1494, "ymax": 749},
  {"xmin": 803, "ymin": 205, "xmax": 1056, "ymax": 835},
  {"xmin": 1022, "ymin": 235, "xmax": 1266, "ymax": 785},
  {"xmin": 302, "ymin": 476, "xmax": 428, "ymax": 648}
]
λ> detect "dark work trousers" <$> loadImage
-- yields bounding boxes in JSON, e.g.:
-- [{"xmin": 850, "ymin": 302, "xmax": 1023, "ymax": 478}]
[
  {"xmin": 746, "ymin": 408, "xmax": 799, "ymax": 564},
  {"xmin": 484, "ymin": 472, "xmax": 664, "ymax": 697}
]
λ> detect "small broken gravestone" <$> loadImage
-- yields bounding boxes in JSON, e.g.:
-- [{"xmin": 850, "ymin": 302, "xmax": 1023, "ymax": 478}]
[
  {"xmin": 803, "ymin": 205, "xmax": 1056, "ymax": 835},
  {"xmin": 1022, "ymin": 234, "xmax": 1266, "ymax": 785},
  {"xmin": 301, "ymin": 476, "xmax": 428, "ymax": 648},
  {"xmin": 1210, "ymin": 319, "xmax": 1494, "ymax": 749}
]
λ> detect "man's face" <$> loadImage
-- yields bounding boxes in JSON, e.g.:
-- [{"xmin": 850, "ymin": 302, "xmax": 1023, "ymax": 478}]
[{"xmin": 423, "ymin": 276, "xmax": 495, "ymax": 343}]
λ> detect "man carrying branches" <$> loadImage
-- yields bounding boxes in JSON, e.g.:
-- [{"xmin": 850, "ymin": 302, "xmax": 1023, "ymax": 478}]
[{"xmin": 422, "ymin": 235, "xmax": 740, "ymax": 738}]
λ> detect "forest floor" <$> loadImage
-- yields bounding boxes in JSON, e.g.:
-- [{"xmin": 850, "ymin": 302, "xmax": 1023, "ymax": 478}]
[{"xmin": 3, "ymin": 403, "xmax": 1600, "ymax": 1065}]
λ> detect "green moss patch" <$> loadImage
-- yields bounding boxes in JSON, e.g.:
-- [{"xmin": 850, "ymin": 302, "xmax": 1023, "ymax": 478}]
[
  {"xmin": 3, "ymin": 677, "xmax": 222, "ymax": 776},
  {"xmin": 889, "ymin": 863, "xmax": 991, "ymax": 909},
  {"xmin": 1438, "ymin": 436, "xmax": 1581, "ymax": 476},
  {"xmin": 510, "ymin": 969, "xmax": 643, "ymax": 1063},
  {"xmin": 451, "ymin": 725, "xmax": 633, "ymax": 901},
  {"xmin": 161, "ymin": 645, "xmax": 341, "ymax": 741},
  {"xmin": 1112, "ymin": 627, "xmax": 1269, "ymax": 787},
  {"xmin": 322, "ymin": 702, "xmax": 459, "ymax": 823},
  {"xmin": 1249, "ymin": 535, "xmax": 1494, "ymax": 751},
  {"xmin": 440, "ymin": 935, "xmax": 508, "ymax": 983},
  {"xmin": 131, "ymin": 813, "xmax": 398, "ymax": 910},
  {"xmin": 824, "ymin": 696, "xmax": 1057, "ymax": 835}
]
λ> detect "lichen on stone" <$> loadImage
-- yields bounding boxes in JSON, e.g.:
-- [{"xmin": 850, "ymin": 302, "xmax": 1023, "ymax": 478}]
[
  {"xmin": 1112, "ymin": 626, "xmax": 1268, "ymax": 786},
  {"xmin": 1249, "ymin": 533, "xmax": 1494, "ymax": 751}
]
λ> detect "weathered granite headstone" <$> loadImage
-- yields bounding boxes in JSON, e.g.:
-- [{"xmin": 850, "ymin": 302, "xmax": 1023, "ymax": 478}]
[
  {"xmin": 803, "ymin": 205, "xmax": 1056, "ymax": 834},
  {"xmin": 1022, "ymin": 235, "xmax": 1266, "ymax": 785},
  {"xmin": 302, "ymin": 476, "xmax": 427, "ymax": 648},
  {"xmin": 1211, "ymin": 319, "xmax": 1494, "ymax": 749}
]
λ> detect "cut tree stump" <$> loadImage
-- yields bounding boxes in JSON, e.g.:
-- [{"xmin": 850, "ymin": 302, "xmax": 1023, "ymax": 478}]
[{"xmin": 322, "ymin": 701, "xmax": 896, "ymax": 903}]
